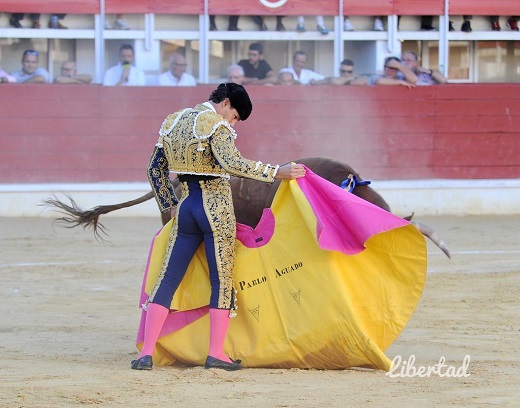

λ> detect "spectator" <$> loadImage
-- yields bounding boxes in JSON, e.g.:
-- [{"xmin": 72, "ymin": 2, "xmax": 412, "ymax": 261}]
[
  {"xmin": 277, "ymin": 71, "xmax": 300, "ymax": 86},
  {"xmin": 105, "ymin": 14, "xmax": 129, "ymax": 30},
  {"xmin": 311, "ymin": 59, "xmax": 368, "ymax": 86},
  {"xmin": 392, "ymin": 15, "xmax": 431, "ymax": 31},
  {"xmin": 226, "ymin": 64, "xmax": 245, "ymax": 84},
  {"xmin": 343, "ymin": 16, "xmax": 384, "ymax": 31},
  {"xmin": 400, "ymin": 51, "xmax": 447, "ymax": 85},
  {"xmin": 158, "ymin": 53, "xmax": 196, "ymax": 86},
  {"xmin": 490, "ymin": 16, "xmax": 519, "ymax": 31},
  {"xmin": 280, "ymin": 50, "xmax": 325, "ymax": 85},
  {"xmin": 296, "ymin": 16, "xmax": 329, "ymax": 35},
  {"xmin": 251, "ymin": 15, "xmax": 286, "ymax": 31},
  {"xmin": 238, "ymin": 43, "xmax": 276, "ymax": 85},
  {"xmin": 53, "ymin": 61, "xmax": 92, "ymax": 84},
  {"xmin": 251, "ymin": 15, "xmax": 268, "ymax": 31},
  {"xmin": 209, "ymin": 15, "xmax": 239, "ymax": 31},
  {"xmin": 461, "ymin": 16, "xmax": 472, "ymax": 32},
  {"xmin": 419, "ymin": 16, "xmax": 436, "ymax": 31},
  {"xmin": 450, "ymin": 15, "xmax": 519, "ymax": 32},
  {"xmin": 11, "ymin": 49, "xmax": 50, "ymax": 83},
  {"xmin": 9, "ymin": 13, "xmax": 40, "ymax": 29},
  {"xmin": 507, "ymin": 16, "xmax": 519, "ymax": 31},
  {"xmin": 275, "ymin": 16, "xmax": 286, "ymax": 31},
  {"xmin": 103, "ymin": 44, "xmax": 145, "ymax": 86},
  {"xmin": 0, "ymin": 63, "xmax": 16, "ymax": 83},
  {"xmin": 9, "ymin": 12, "xmax": 67, "ymax": 29},
  {"xmin": 48, "ymin": 14, "xmax": 67, "ymax": 29},
  {"xmin": 369, "ymin": 56, "xmax": 416, "ymax": 88}
]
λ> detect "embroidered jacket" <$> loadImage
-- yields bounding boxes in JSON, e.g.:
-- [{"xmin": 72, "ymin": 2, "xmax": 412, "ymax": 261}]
[{"xmin": 148, "ymin": 102, "xmax": 279, "ymax": 213}]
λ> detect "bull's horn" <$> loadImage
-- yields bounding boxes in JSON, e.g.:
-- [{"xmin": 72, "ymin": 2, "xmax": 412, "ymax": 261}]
[{"xmin": 411, "ymin": 221, "xmax": 452, "ymax": 259}]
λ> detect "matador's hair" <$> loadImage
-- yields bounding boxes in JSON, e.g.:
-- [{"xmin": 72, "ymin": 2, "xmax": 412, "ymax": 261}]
[{"xmin": 209, "ymin": 83, "xmax": 253, "ymax": 121}]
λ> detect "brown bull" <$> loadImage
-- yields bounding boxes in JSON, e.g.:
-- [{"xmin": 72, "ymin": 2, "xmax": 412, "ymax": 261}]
[{"xmin": 44, "ymin": 156, "xmax": 450, "ymax": 258}]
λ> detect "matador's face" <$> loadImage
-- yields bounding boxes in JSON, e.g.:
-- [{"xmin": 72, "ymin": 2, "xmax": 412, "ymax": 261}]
[{"xmin": 216, "ymin": 99, "xmax": 240, "ymax": 126}]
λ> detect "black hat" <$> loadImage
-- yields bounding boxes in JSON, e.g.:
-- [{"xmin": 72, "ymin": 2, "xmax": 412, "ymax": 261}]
[{"xmin": 225, "ymin": 83, "xmax": 253, "ymax": 121}]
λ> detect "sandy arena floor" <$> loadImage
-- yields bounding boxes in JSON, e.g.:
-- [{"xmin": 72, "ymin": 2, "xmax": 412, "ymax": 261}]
[{"xmin": 1, "ymin": 215, "xmax": 519, "ymax": 407}]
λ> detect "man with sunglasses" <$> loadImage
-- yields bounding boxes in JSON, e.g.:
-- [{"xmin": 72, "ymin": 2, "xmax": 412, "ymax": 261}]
[
  {"xmin": 11, "ymin": 50, "xmax": 50, "ymax": 84},
  {"xmin": 311, "ymin": 59, "xmax": 368, "ymax": 86},
  {"xmin": 226, "ymin": 64, "xmax": 245, "ymax": 85},
  {"xmin": 158, "ymin": 53, "xmax": 196, "ymax": 86},
  {"xmin": 53, "ymin": 61, "xmax": 92, "ymax": 84},
  {"xmin": 369, "ymin": 56, "xmax": 417, "ymax": 88}
]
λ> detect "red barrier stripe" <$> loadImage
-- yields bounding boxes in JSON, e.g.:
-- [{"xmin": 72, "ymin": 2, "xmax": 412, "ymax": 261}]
[
  {"xmin": 0, "ymin": 0, "xmax": 99, "ymax": 14},
  {"xmin": 105, "ymin": 0, "xmax": 150, "ymax": 14},
  {"xmin": 0, "ymin": 0, "xmax": 518, "ymax": 16},
  {"xmin": 207, "ymin": 0, "xmax": 338, "ymax": 16},
  {"xmin": 149, "ymin": 0, "xmax": 204, "ymax": 15},
  {"xmin": 449, "ymin": 0, "xmax": 520, "ymax": 16},
  {"xmin": 343, "ymin": 0, "xmax": 393, "ymax": 16},
  {"xmin": 392, "ymin": 0, "xmax": 445, "ymax": 16}
]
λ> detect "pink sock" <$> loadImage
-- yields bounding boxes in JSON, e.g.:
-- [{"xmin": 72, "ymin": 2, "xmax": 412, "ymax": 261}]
[
  {"xmin": 208, "ymin": 308, "xmax": 232, "ymax": 363},
  {"xmin": 139, "ymin": 303, "xmax": 169, "ymax": 358}
]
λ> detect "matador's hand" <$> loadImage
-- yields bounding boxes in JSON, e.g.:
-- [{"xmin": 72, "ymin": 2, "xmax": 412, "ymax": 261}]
[{"xmin": 275, "ymin": 163, "xmax": 306, "ymax": 180}]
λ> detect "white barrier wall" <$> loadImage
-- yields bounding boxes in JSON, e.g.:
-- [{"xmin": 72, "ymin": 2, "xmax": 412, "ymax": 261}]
[
  {"xmin": 374, "ymin": 179, "xmax": 520, "ymax": 216},
  {"xmin": 1, "ymin": 179, "xmax": 519, "ymax": 218}
]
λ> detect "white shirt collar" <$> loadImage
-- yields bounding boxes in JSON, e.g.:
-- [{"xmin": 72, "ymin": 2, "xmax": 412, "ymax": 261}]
[{"xmin": 202, "ymin": 101, "xmax": 216, "ymax": 112}]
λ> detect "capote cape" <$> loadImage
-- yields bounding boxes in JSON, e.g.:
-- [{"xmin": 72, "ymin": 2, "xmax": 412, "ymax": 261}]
[{"xmin": 136, "ymin": 168, "xmax": 427, "ymax": 370}]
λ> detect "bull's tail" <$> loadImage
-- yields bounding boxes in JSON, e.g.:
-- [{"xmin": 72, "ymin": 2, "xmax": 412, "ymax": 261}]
[
  {"xmin": 411, "ymin": 221, "xmax": 452, "ymax": 259},
  {"xmin": 42, "ymin": 191, "xmax": 155, "ymax": 240}
]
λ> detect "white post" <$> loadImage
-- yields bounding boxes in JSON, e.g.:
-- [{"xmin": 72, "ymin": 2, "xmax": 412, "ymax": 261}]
[
  {"xmin": 334, "ymin": 0, "xmax": 344, "ymax": 80},
  {"xmin": 438, "ymin": 0, "xmax": 450, "ymax": 77},
  {"xmin": 199, "ymin": 0, "xmax": 210, "ymax": 83},
  {"xmin": 94, "ymin": 0, "xmax": 106, "ymax": 84}
]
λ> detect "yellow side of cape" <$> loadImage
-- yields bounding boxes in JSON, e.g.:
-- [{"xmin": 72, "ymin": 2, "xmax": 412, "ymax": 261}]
[{"xmin": 141, "ymin": 179, "xmax": 427, "ymax": 370}]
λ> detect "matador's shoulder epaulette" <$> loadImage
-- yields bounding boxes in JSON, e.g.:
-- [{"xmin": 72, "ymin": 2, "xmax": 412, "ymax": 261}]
[
  {"xmin": 159, "ymin": 109, "xmax": 189, "ymax": 137},
  {"xmin": 194, "ymin": 109, "xmax": 237, "ymax": 140}
]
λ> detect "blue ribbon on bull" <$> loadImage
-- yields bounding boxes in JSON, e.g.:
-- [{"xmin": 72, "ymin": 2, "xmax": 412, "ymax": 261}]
[{"xmin": 340, "ymin": 174, "xmax": 371, "ymax": 193}]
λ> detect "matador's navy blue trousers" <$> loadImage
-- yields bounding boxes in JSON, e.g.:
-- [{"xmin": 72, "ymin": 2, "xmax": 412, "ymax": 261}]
[{"xmin": 148, "ymin": 179, "xmax": 236, "ymax": 310}]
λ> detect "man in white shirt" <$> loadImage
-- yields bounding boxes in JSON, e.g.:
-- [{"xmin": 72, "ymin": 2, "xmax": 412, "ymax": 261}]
[
  {"xmin": 226, "ymin": 64, "xmax": 245, "ymax": 85},
  {"xmin": 158, "ymin": 53, "xmax": 196, "ymax": 86},
  {"xmin": 279, "ymin": 50, "xmax": 324, "ymax": 85},
  {"xmin": 103, "ymin": 44, "xmax": 145, "ymax": 86}
]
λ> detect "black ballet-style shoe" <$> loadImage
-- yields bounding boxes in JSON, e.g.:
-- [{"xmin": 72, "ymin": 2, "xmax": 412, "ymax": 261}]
[
  {"xmin": 204, "ymin": 355, "xmax": 242, "ymax": 371},
  {"xmin": 131, "ymin": 355, "xmax": 153, "ymax": 370}
]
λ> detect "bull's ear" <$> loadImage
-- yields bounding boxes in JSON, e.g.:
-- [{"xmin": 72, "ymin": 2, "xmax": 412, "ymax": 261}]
[{"xmin": 403, "ymin": 213, "xmax": 415, "ymax": 221}]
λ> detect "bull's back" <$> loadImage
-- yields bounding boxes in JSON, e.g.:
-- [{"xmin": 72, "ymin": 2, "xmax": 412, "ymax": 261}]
[{"xmin": 230, "ymin": 157, "xmax": 391, "ymax": 228}]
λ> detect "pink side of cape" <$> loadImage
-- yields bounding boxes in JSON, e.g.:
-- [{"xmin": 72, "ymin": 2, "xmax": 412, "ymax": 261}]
[
  {"xmin": 295, "ymin": 168, "xmax": 409, "ymax": 255},
  {"xmin": 236, "ymin": 208, "xmax": 275, "ymax": 248}
]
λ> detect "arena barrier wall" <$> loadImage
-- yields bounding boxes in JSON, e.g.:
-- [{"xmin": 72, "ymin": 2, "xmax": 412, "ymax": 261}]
[{"xmin": 1, "ymin": 84, "xmax": 519, "ymax": 216}]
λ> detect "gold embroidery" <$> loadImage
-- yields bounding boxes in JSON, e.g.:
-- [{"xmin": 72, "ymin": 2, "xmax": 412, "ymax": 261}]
[
  {"xmin": 159, "ymin": 104, "xmax": 278, "ymax": 182},
  {"xmin": 147, "ymin": 180, "xmax": 237, "ymax": 311},
  {"xmin": 200, "ymin": 179, "xmax": 237, "ymax": 309},
  {"xmin": 147, "ymin": 146, "xmax": 177, "ymax": 212},
  {"xmin": 147, "ymin": 183, "xmax": 188, "ymax": 304},
  {"xmin": 149, "ymin": 101, "xmax": 282, "ymax": 311}
]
